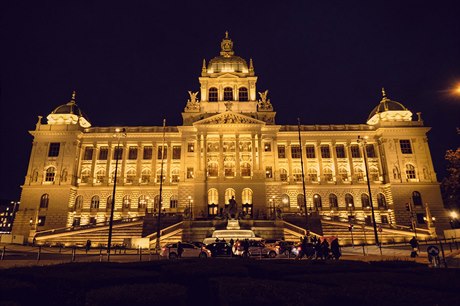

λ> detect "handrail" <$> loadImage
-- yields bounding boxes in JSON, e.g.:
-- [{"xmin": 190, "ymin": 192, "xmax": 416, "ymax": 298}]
[
  {"xmin": 145, "ymin": 221, "xmax": 183, "ymax": 240},
  {"xmin": 322, "ymin": 220, "xmax": 432, "ymax": 236},
  {"xmin": 283, "ymin": 221, "xmax": 320, "ymax": 238}
]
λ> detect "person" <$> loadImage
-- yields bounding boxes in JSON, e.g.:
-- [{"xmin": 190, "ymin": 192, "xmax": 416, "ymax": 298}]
[
  {"xmin": 177, "ymin": 241, "xmax": 184, "ymax": 258},
  {"xmin": 409, "ymin": 236, "xmax": 418, "ymax": 258},
  {"xmin": 85, "ymin": 239, "xmax": 91, "ymax": 254},
  {"xmin": 315, "ymin": 238, "xmax": 322, "ymax": 260},
  {"xmin": 243, "ymin": 239, "xmax": 250, "ymax": 258},
  {"xmin": 229, "ymin": 238, "xmax": 234, "ymax": 248},
  {"xmin": 321, "ymin": 239, "xmax": 330, "ymax": 260},
  {"xmin": 330, "ymin": 238, "xmax": 341, "ymax": 260}
]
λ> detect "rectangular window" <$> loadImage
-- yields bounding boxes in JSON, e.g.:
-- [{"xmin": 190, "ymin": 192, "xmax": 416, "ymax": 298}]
[
  {"xmin": 291, "ymin": 145, "xmax": 301, "ymax": 158},
  {"xmin": 416, "ymin": 213, "xmax": 426, "ymax": 224},
  {"xmin": 128, "ymin": 147, "xmax": 138, "ymax": 160},
  {"xmin": 278, "ymin": 145, "xmax": 286, "ymax": 159},
  {"xmin": 400, "ymin": 140, "xmax": 412, "ymax": 154},
  {"xmin": 264, "ymin": 142, "xmax": 271, "ymax": 152},
  {"xmin": 351, "ymin": 145, "xmax": 361, "ymax": 158},
  {"xmin": 143, "ymin": 146, "xmax": 152, "ymax": 160},
  {"xmin": 98, "ymin": 147, "xmax": 108, "ymax": 160},
  {"xmin": 320, "ymin": 145, "xmax": 331, "ymax": 158},
  {"xmin": 72, "ymin": 217, "xmax": 81, "ymax": 227},
  {"xmin": 48, "ymin": 143, "xmax": 60, "ymax": 157},
  {"xmin": 37, "ymin": 216, "xmax": 46, "ymax": 226},
  {"xmin": 187, "ymin": 143, "xmax": 195, "ymax": 152},
  {"xmin": 335, "ymin": 145, "xmax": 346, "ymax": 158},
  {"xmin": 366, "ymin": 144, "xmax": 376, "ymax": 158},
  {"xmin": 83, "ymin": 147, "xmax": 93, "ymax": 160},
  {"xmin": 186, "ymin": 167, "xmax": 194, "ymax": 179},
  {"xmin": 265, "ymin": 166, "xmax": 273, "ymax": 178},
  {"xmin": 113, "ymin": 147, "xmax": 123, "ymax": 160},
  {"xmin": 158, "ymin": 146, "xmax": 167, "ymax": 159},
  {"xmin": 89, "ymin": 217, "xmax": 97, "ymax": 225},
  {"xmin": 306, "ymin": 145, "xmax": 316, "ymax": 158},
  {"xmin": 172, "ymin": 146, "xmax": 181, "ymax": 159}
]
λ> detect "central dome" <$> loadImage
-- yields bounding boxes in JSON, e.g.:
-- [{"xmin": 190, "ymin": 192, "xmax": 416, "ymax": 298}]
[{"xmin": 206, "ymin": 32, "xmax": 249, "ymax": 74}]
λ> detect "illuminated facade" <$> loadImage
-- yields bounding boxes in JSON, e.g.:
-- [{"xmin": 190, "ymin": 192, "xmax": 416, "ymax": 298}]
[{"xmin": 13, "ymin": 33, "xmax": 449, "ymax": 240}]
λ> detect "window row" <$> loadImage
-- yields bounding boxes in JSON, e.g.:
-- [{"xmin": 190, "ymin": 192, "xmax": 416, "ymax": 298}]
[
  {"xmin": 207, "ymin": 188, "xmax": 253, "ymax": 205},
  {"xmin": 208, "ymin": 162, "xmax": 251, "ymax": 177},
  {"xmin": 82, "ymin": 145, "xmax": 183, "ymax": 161},
  {"xmin": 208, "ymin": 87, "xmax": 248, "ymax": 102},
  {"xmin": 276, "ymin": 144, "xmax": 377, "ymax": 159},
  {"xmin": 73, "ymin": 194, "xmax": 178, "ymax": 210},
  {"xmin": 294, "ymin": 193, "xmax": 388, "ymax": 210},
  {"xmin": 80, "ymin": 168, "xmax": 190, "ymax": 184},
  {"xmin": 267, "ymin": 166, "xmax": 381, "ymax": 182}
]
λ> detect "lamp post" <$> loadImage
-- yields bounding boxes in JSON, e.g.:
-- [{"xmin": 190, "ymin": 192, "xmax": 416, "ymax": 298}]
[
  {"xmin": 297, "ymin": 118, "xmax": 309, "ymax": 229},
  {"xmin": 155, "ymin": 119, "xmax": 167, "ymax": 252},
  {"xmin": 450, "ymin": 211, "xmax": 459, "ymax": 229},
  {"xmin": 188, "ymin": 196, "xmax": 193, "ymax": 220},
  {"xmin": 357, "ymin": 136, "xmax": 379, "ymax": 245},
  {"xmin": 107, "ymin": 127, "xmax": 126, "ymax": 261}
]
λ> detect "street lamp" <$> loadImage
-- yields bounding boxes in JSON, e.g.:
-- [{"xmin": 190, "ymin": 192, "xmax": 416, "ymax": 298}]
[
  {"xmin": 107, "ymin": 127, "xmax": 126, "ymax": 261},
  {"xmin": 450, "ymin": 211, "xmax": 459, "ymax": 229},
  {"xmin": 357, "ymin": 135, "xmax": 379, "ymax": 245},
  {"xmin": 297, "ymin": 118, "xmax": 309, "ymax": 229},
  {"xmin": 348, "ymin": 203, "xmax": 354, "ymax": 222},
  {"xmin": 188, "ymin": 196, "xmax": 193, "ymax": 220}
]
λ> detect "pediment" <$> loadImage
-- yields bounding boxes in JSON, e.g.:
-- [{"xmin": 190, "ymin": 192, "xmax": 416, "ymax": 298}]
[
  {"xmin": 194, "ymin": 112, "xmax": 266, "ymax": 126},
  {"xmin": 216, "ymin": 73, "xmax": 239, "ymax": 78}
]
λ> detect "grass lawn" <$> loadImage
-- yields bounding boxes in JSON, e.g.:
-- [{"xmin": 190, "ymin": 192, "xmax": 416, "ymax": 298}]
[{"xmin": 0, "ymin": 259, "xmax": 458, "ymax": 306}]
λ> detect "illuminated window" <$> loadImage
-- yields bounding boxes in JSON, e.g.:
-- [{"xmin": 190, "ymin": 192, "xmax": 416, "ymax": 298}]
[
  {"xmin": 98, "ymin": 147, "xmax": 108, "ymax": 160},
  {"xmin": 80, "ymin": 169, "xmax": 90, "ymax": 183},
  {"xmin": 186, "ymin": 167, "xmax": 194, "ymax": 179},
  {"xmin": 40, "ymin": 194, "xmax": 49, "ymax": 208},
  {"xmin": 291, "ymin": 145, "xmax": 301, "ymax": 158},
  {"xmin": 335, "ymin": 145, "xmax": 346, "ymax": 158},
  {"xmin": 281, "ymin": 194, "xmax": 290, "ymax": 208},
  {"xmin": 242, "ymin": 188, "xmax": 253, "ymax": 204},
  {"xmin": 280, "ymin": 168, "xmax": 288, "ymax": 182},
  {"xmin": 172, "ymin": 146, "xmax": 181, "ymax": 159},
  {"xmin": 224, "ymin": 87, "xmax": 233, "ymax": 100},
  {"xmin": 297, "ymin": 194, "xmax": 304, "ymax": 208},
  {"xmin": 128, "ymin": 147, "xmax": 138, "ymax": 160},
  {"xmin": 143, "ymin": 146, "xmax": 152, "ymax": 160},
  {"xmin": 83, "ymin": 147, "xmax": 93, "ymax": 160},
  {"xmin": 306, "ymin": 145, "xmax": 316, "ymax": 158},
  {"xmin": 208, "ymin": 162, "xmax": 218, "ymax": 177},
  {"xmin": 412, "ymin": 191, "xmax": 422, "ymax": 206},
  {"xmin": 313, "ymin": 194, "xmax": 322, "ymax": 209},
  {"xmin": 406, "ymin": 164, "xmax": 416, "ymax": 179},
  {"xmin": 37, "ymin": 216, "xmax": 46, "ymax": 226},
  {"xmin": 323, "ymin": 167, "xmax": 333, "ymax": 182},
  {"xmin": 106, "ymin": 196, "xmax": 112, "ymax": 209},
  {"xmin": 361, "ymin": 194, "xmax": 370, "ymax": 208},
  {"xmin": 307, "ymin": 168, "xmax": 318, "ymax": 182},
  {"xmin": 48, "ymin": 143, "xmax": 60, "ymax": 157},
  {"xmin": 293, "ymin": 168, "xmax": 302, "ymax": 182},
  {"xmin": 400, "ymin": 140, "xmax": 412, "ymax": 154},
  {"xmin": 278, "ymin": 145, "xmax": 286, "ymax": 158},
  {"xmin": 329, "ymin": 194, "xmax": 338, "ymax": 208},
  {"xmin": 111, "ymin": 168, "xmax": 121, "ymax": 183},
  {"xmin": 156, "ymin": 169, "xmax": 165, "ymax": 183},
  {"xmin": 338, "ymin": 167, "xmax": 348, "ymax": 181},
  {"xmin": 208, "ymin": 188, "xmax": 219, "ymax": 204},
  {"xmin": 123, "ymin": 195, "xmax": 131, "ymax": 209},
  {"xmin": 75, "ymin": 195, "xmax": 83, "ymax": 210},
  {"xmin": 377, "ymin": 193, "xmax": 387, "ymax": 209},
  {"xmin": 239, "ymin": 87, "xmax": 248, "ymax": 101},
  {"xmin": 351, "ymin": 145, "xmax": 361, "ymax": 158},
  {"xmin": 241, "ymin": 162, "xmax": 251, "ymax": 177},
  {"xmin": 187, "ymin": 143, "xmax": 194, "ymax": 152},
  {"xmin": 354, "ymin": 167, "xmax": 364, "ymax": 181},
  {"xmin": 96, "ymin": 169, "xmax": 106, "ymax": 183},
  {"xmin": 91, "ymin": 196, "xmax": 100, "ymax": 209},
  {"xmin": 345, "ymin": 193, "xmax": 354, "ymax": 208},
  {"xmin": 264, "ymin": 142, "xmax": 271, "ymax": 152},
  {"xmin": 209, "ymin": 87, "xmax": 218, "ymax": 101},
  {"xmin": 45, "ymin": 167, "xmax": 56, "ymax": 182},
  {"xmin": 126, "ymin": 169, "xmax": 136, "ymax": 183},
  {"xmin": 369, "ymin": 167, "xmax": 379, "ymax": 181},
  {"xmin": 265, "ymin": 166, "xmax": 273, "ymax": 178},
  {"xmin": 320, "ymin": 145, "xmax": 331, "ymax": 158},
  {"xmin": 224, "ymin": 161, "xmax": 235, "ymax": 177},
  {"xmin": 171, "ymin": 169, "xmax": 180, "ymax": 183},
  {"xmin": 141, "ymin": 169, "xmax": 151, "ymax": 183},
  {"xmin": 170, "ymin": 195, "xmax": 178, "ymax": 208},
  {"xmin": 138, "ymin": 195, "xmax": 148, "ymax": 209}
]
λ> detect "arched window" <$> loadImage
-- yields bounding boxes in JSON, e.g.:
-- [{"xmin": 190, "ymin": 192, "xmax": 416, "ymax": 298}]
[
  {"xmin": 80, "ymin": 168, "xmax": 90, "ymax": 183},
  {"xmin": 45, "ymin": 167, "xmax": 56, "ymax": 182},
  {"xmin": 138, "ymin": 195, "xmax": 148, "ymax": 209},
  {"xmin": 126, "ymin": 169, "xmax": 136, "ymax": 184},
  {"xmin": 224, "ymin": 161, "xmax": 235, "ymax": 177},
  {"xmin": 156, "ymin": 168, "xmax": 166, "ymax": 183},
  {"xmin": 208, "ymin": 162, "xmax": 218, "ymax": 177},
  {"xmin": 208, "ymin": 87, "xmax": 218, "ymax": 102},
  {"xmin": 345, "ymin": 193, "xmax": 354, "ymax": 208},
  {"xmin": 111, "ymin": 168, "xmax": 121, "ymax": 183},
  {"xmin": 225, "ymin": 188, "xmax": 236, "ymax": 204},
  {"xmin": 40, "ymin": 194, "xmax": 49, "ymax": 208},
  {"xmin": 377, "ymin": 193, "xmax": 387, "ymax": 209},
  {"xmin": 208, "ymin": 188, "xmax": 219, "ymax": 204},
  {"xmin": 170, "ymin": 195, "xmax": 178, "ymax": 209},
  {"xmin": 361, "ymin": 194, "xmax": 370, "ymax": 208},
  {"xmin": 280, "ymin": 168, "xmax": 288, "ymax": 182},
  {"xmin": 369, "ymin": 167, "xmax": 380, "ymax": 181},
  {"xmin": 153, "ymin": 195, "xmax": 160, "ymax": 211},
  {"xmin": 323, "ymin": 167, "xmax": 333, "ymax": 182},
  {"xmin": 123, "ymin": 195, "xmax": 131, "ymax": 209},
  {"xmin": 338, "ymin": 167, "xmax": 349, "ymax": 182},
  {"xmin": 406, "ymin": 164, "xmax": 417, "ymax": 179},
  {"xmin": 354, "ymin": 166, "xmax": 364, "ymax": 182},
  {"xmin": 292, "ymin": 168, "xmax": 302, "ymax": 182},
  {"xmin": 242, "ymin": 188, "xmax": 253, "ymax": 204},
  {"xmin": 241, "ymin": 162, "xmax": 251, "ymax": 177},
  {"xmin": 75, "ymin": 195, "xmax": 83, "ymax": 210},
  {"xmin": 313, "ymin": 194, "xmax": 322, "ymax": 209},
  {"xmin": 412, "ymin": 191, "xmax": 422, "ymax": 206},
  {"xmin": 224, "ymin": 87, "xmax": 233, "ymax": 100},
  {"xmin": 106, "ymin": 196, "xmax": 112, "ymax": 210},
  {"xmin": 307, "ymin": 168, "xmax": 318, "ymax": 182},
  {"xmin": 91, "ymin": 195, "xmax": 100, "ymax": 209},
  {"xmin": 329, "ymin": 194, "xmax": 338, "ymax": 208},
  {"xmin": 297, "ymin": 194, "xmax": 305, "ymax": 209},
  {"xmin": 141, "ymin": 169, "xmax": 151, "ymax": 183},
  {"xmin": 238, "ymin": 87, "xmax": 248, "ymax": 101},
  {"xmin": 171, "ymin": 168, "xmax": 180, "ymax": 183},
  {"xmin": 281, "ymin": 194, "xmax": 290, "ymax": 208},
  {"xmin": 96, "ymin": 169, "xmax": 106, "ymax": 184}
]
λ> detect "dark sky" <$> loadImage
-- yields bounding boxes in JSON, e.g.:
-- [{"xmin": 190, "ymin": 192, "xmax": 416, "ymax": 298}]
[{"xmin": 1, "ymin": 1, "xmax": 459, "ymax": 201}]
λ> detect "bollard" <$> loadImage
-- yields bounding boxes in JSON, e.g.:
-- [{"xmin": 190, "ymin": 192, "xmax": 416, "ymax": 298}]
[
  {"xmin": 362, "ymin": 244, "xmax": 366, "ymax": 256},
  {"xmin": 99, "ymin": 246, "xmax": 103, "ymax": 262},
  {"xmin": 72, "ymin": 247, "xmax": 76, "ymax": 262},
  {"xmin": 139, "ymin": 246, "xmax": 142, "ymax": 262},
  {"xmin": 37, "ymin": 246, "xmax": 41, "ymax": 263},
  {"xmin": 1, "ymin": 246, "xmax": 5, "ymax": 260}
]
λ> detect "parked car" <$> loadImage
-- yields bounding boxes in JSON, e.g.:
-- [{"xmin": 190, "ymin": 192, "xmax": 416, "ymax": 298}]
[
  {"xmin": 161, "ymin": 242, "xmax": 211, "ymax": 259},
  {"xmin": 206, "ymin": 242, "xmax": 233, "ymax": 257},
  {"xmin": 233, "ymin": 240, "xmax": 279, "ymax": 258},
  {"xmin": 274, "ymin": 240, "xmax": 295, "ymax": 256},
  {"xmin": 187, "ymin": 241, "xmax": 206, "ymax": 248}
]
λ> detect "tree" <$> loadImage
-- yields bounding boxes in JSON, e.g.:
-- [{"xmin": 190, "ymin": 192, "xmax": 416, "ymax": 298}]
[{"xmin": 442, "ymin": 148, "xmax": 460, "ymax": 210}]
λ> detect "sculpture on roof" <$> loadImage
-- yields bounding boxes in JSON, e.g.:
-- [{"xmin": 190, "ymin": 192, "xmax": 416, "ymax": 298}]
[
  {"xmin": 185, "ymin": 91, "xmax": 200, "ymax": 112},
  {"xmin": 258, "ymin": 90, "xmax": 273, "ymax": 111}
]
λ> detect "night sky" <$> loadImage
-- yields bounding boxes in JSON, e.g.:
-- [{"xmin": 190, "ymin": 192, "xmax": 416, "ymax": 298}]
[{"xmin": 1, "ymin": 1, "xmax": 459, "ymax": 201}]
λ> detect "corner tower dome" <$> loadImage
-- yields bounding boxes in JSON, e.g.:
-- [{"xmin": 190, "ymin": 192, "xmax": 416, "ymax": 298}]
[
  {"xmin": 367, "ymin": 88, "xmax": 412, "ymax": 125},
  {"xmin": 46, "ymin": 91, "xmax": 91, "ymax": 127}
]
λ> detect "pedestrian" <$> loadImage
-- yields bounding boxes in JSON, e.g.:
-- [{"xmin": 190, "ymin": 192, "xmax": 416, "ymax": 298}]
[
  {"xmin": 330, "ymin": 238, "xmax": 341, "ymax": 260},
  {"xmin": 243, "ymin": 239, "xmax": 250, "ymax": 257},
  {"xmin": 177, "ymin": 241, "xmax": 184, "ymax": 258},
  {"xmin": 321, "ymin": 239, "xmax": 330, "ymax": 260},
  {"xmin": 85, "ymin": 239, "xmax": 91, "ymax": 254},
  {"xmin": 409, "ymin": 236, "xmax": 418, "ymax": 258}
]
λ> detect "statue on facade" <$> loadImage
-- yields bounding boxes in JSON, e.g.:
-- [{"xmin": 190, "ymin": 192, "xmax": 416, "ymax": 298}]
[
  {"xmin": 258, "ymin": 90, "xmax": 273, "ymax": 111},
  {"xmin": 228, "ymin": 196, "xmax": 237, "ymax": 219},
  {"xmin": 185, "ymin": 91, "xmax": 200, "ymax": 112}
]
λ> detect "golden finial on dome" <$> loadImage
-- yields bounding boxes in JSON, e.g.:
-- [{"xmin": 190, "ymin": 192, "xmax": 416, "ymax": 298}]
[
  {"xmin": 381, "ymin": 87, "xmax": 386, "ymax": 98},
  {"xmin": 220, "ymin": 31, "xmax": 234, "ymax": 57},
  {"xmin": 71, "ymin": 90, "xmax": 76, "ymax": 101},
  {"xmin": 225, "ymin": 31, "xmax": 229, "ymax": 39}
]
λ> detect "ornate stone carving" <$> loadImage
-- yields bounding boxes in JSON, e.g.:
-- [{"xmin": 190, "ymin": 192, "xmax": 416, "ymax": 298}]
[
  {"xmin": 197, "ymin": 113, "xmax": 264, "ymax": 125},
  {"xmin": 257, "ymin": 90, "xmax": 273, "ymax": 111}
]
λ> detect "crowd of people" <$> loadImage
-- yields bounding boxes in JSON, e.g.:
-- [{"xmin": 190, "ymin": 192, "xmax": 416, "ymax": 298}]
[{"xmin": 295, "ymin": 232, "xmax": 341, "ymax": 260}]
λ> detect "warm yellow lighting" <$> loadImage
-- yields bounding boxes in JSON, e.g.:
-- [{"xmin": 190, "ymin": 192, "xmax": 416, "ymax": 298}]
[{"xmin": 450, "ymin": 211, "xmax": 458, "ymax": 219}]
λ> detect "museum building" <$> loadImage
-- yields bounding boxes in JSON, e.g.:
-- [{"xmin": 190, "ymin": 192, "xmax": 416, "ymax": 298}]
[{"xmin": 12, "ymin": 33, "xmax": 448, "ymax": 242}]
